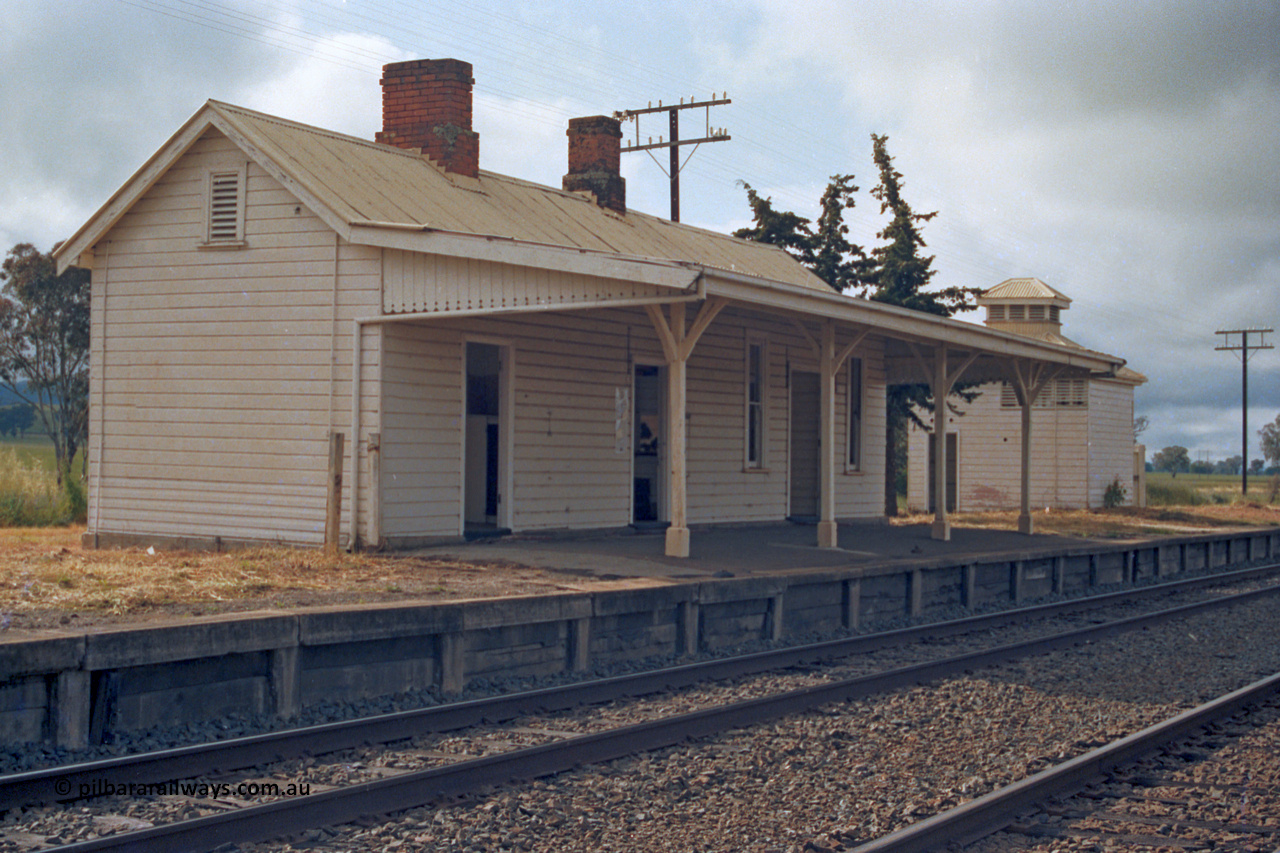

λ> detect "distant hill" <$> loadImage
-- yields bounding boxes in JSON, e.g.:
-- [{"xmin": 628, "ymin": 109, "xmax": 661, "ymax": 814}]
[{"xmin": 0, "ymin": 385, "xmax": 26, "ymax": 407}]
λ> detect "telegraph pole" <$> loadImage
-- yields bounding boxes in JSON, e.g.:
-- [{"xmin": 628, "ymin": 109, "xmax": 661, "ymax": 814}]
[
  {"xmin": 1215, "ymin": 327, "xmax": 1274, "ymax": 495},
  {"xmin": 614, "ymin": 95, "xmax": 731, "ymax": 222}
]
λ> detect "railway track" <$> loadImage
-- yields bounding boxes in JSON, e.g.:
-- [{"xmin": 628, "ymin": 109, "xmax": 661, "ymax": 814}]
[
  {"xmin": 4, "ymin": 563, "xmax": 1280, "ymax": 852},
  {"xmin": 853, "ymin": 673, "xmax": 1280, "ymax": 852}
]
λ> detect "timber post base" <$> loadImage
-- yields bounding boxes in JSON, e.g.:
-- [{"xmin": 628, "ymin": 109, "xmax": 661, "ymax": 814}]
[
  {"xmin": 817, "ymin": 520, "xmax": 839, "ymax": 549},
  {"xmin": 665, "ymin": 526, "xmax": 691, "ymax": 558}
]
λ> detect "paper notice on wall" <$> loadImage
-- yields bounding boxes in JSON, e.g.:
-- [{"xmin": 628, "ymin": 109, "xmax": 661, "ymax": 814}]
[{"xmin": 615, "ymin": 387, "xmax": 631, "ymax": 454}]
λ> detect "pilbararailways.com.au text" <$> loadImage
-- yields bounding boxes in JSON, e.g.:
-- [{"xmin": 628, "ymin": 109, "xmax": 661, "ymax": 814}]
[{"xmin": 64, "ymin": 779, "xmax": 311, "ymax": 799}]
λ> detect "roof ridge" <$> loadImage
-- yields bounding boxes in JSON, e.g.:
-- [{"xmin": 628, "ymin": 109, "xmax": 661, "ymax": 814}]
[
  {"xmin": 208, "ymin": 100, "xmax": 424, "ymax": 159},
  {"xmin": 212, "ymin": 99, "xmax": 795, "ymax": 256}
]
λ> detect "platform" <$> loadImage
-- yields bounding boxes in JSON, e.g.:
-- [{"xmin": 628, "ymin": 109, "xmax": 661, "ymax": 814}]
[{"xmin": 410, "ymin": 520, "xmax": 1103, "ymax": 581}]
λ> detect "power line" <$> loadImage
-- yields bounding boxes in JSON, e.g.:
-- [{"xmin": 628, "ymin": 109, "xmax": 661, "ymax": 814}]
[
  {"xmin": 1214, "ymin": 327, "xmax": 1274, "ymax": 495},
  {"xmin": 112, "ymin": 0, "xmax": 1194, "ymax": 314}
]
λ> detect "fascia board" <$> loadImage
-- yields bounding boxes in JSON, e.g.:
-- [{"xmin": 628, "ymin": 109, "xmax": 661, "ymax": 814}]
[
  {"xmin": 703, "ymin": 271, "xmax": 1125, "ymax": 374},
  {"xmin": 205, "ymin": 110, "xmax": 356, "ymax": 243},
  {"xmin": 54, "ymin": 103, "xmax": 357, "ymax": 274},
  {"xmin": 55, "ymin": 105, "xmax": 217, "ymax": 273},
  {"xmin": 977, "ymin": 295, "xmax": 1072, "ymax": 307},
  {"xmin": 348, "ymin": 223, "xmax": 702, "ymax": 291}
]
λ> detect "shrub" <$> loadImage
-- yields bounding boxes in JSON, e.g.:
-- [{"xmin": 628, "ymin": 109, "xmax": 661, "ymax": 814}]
[
  {"xmin": 1102, "ymin": 476, "xmax": 1127, "ymax": 508},
  {"xmin": 60, "ymin": 461, "xmax": 88, "ymax": 523},
  {"xmin": 0, "ymin": 448, "xmax": 76, "ymax": 526},
  {"xmin": 1146, "ymin": 481, "xmax": 1207, "ymax": 507}
]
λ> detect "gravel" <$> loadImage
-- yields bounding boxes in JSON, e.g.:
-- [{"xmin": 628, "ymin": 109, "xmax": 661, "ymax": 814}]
[
  {"xmin": 231, "ymin": 595, "xmax": 1280, "ymax": 853},
  {"xmin": 3, "ymin": 576, "xmax": 1279, "ymax": 852},
  {"xmin": 3, "ymin": 567, "xmax": 1268, "ymax": 778}
]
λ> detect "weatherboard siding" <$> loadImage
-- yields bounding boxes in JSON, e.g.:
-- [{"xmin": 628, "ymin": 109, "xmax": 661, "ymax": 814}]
[
  {"xmin": 1087, "ymin": 379, "xmax": 1136, "ymax": 507},
  {"xmin": 88, "ymin": 129, "xmax": 381, "ymax": 546},
  {"xmin": 906, "ymin": 379, "xmax": 1134, "ymax": 512},
  {"xmin": 382, "ymin": 249, "xmax": 680, "ymax": 314},
  {"xmin": 376, "ymin": 306, "xmax": 888, "ymax": 541}
]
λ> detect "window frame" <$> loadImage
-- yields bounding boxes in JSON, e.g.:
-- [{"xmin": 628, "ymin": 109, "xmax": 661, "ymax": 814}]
[
  {"xmin": 846, "ymin": 356, "xmax": 864, "ymax": 472},
  {"xmin": 200, "ymin": 165, "xmax": 248, "ymax": 248}
]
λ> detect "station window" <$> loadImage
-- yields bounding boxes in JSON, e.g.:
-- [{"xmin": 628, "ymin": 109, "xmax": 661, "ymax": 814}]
[
  {"xmin": 745, "ymin": 341, "xmax": 766, "ymax": 468},
  {"xmin": 847, "ymin": 357, "xmax": 863, "ymax": 469}
]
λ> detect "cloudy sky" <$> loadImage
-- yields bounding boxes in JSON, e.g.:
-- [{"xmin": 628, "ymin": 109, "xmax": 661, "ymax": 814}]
[{"xmin": 3, "ymin": 0, "xmax": 1277, "ymax": 463}]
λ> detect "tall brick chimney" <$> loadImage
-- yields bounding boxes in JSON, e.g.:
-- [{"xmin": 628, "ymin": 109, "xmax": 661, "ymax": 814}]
[
  {"xmin": 375, "ymin": 58, "xmax": 479, "ymax": 179},
  {"xmin": 562, "ymin": 116, "xmax": 625, "ymax": 214}
]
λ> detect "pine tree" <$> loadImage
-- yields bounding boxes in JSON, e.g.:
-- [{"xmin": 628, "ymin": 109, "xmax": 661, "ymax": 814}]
[
  {"xmin": 734, "ymin": 135, "xmax": 980, "ymax": 517},
  {"xmin": 734, "ymin": 176, "xmax": 872, "ymax": 294},
  {"xmin": 866, "ymin": 134, "xmax": 979, "ymax": 514}
]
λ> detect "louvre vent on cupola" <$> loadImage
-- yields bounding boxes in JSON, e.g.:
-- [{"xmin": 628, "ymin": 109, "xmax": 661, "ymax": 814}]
[{"xmin": 977, "ymin": 277, "xmax": 1072, "ymax": 340}]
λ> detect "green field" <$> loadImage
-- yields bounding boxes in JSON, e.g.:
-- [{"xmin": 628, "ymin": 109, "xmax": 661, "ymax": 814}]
[
  {"xmin": 0, "ymin": 436, "xmax": 84, "ymax": 525},
  {"xmin": 1146, "ymin": 471, "xmax": 1280, "ymax": 505},
  {"xmin": 0, "ymin": 435, "xmax": 84, "ymax": 476}
]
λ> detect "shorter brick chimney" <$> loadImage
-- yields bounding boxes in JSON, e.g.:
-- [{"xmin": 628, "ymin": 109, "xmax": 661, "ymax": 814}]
[
  {"xmin": 375, "ymin": 58, "xmax": 479, "ymax": 179},
  {"xmin": 562, "ymin": 116, "xmax": 625, "ymax": 214}
]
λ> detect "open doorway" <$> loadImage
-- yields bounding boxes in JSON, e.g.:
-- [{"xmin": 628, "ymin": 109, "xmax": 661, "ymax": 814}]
[
  {"xmin": 632, "ymin": 365, "xmax": 666, "ymax": 526},
  {"xmin": 464, "ymin": 342, "xmax": 508, "ymax": 537}
]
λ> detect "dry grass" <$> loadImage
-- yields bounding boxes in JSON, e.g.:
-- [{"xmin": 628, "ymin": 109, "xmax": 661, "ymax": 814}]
[
  {"xmin": 0, "ymin": 447, "xmax": 76, "ymax": 526},
  {"xmin": 0, "ymin": 527, "xmax": 602, "ymax": 632},
  {"xmin": 893, "ymin": 502, "xmax": 1280, "ymax": 539},
  {"xmin": 2, "ymin": 502, "xmax": 1277, "ymax": 633}
]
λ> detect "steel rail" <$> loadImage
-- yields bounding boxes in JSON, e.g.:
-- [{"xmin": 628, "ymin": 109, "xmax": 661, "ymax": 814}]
[
  {"xmin": 849, "ymin": 670, "xmax": 1280, "ymax": 853},
  {"xmin": 5, "ymin": 561, "xmax": 1279, "ymax": 813},
  {"xmin": 39, "ymin": 579, "xmax": 1280, "ymax": 852}
]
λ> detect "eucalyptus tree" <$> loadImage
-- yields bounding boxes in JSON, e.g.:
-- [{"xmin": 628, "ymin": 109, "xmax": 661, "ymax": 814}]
[{"xmin": 0, "ymin": 243, "xmax": 90, "ymax": 486}]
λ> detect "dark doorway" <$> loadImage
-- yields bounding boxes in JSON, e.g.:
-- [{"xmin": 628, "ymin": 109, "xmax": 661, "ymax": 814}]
[
  {"xmin": 789, "ymin": 371, "xmax": 821, "ymax": 519},
  {"xmin": 465, "ymin": 342, "xmax": 505, "ymax": 534},
  {"xmin": 633, "ymin": 365, "xmax": 665, "ymax": 525}
]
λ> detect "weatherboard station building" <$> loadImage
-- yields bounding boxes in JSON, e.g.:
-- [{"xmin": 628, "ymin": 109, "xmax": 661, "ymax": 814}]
[
  {"xmin": 906, "ymin": 278, "xmax": 1146, "ymax": 514},
  {"xmin": 56, "ymin": 58, "xmax": 1132, "ymax": 555}
]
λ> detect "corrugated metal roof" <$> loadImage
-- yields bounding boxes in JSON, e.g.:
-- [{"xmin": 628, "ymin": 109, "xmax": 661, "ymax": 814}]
[
  {"xmin": 996, "ymin": 327, "xmax": 1146, "ymax": 385},
  {"xmin": 209, "ymin": 101, "xmax": 828, "ymax": 292},
  {"xmin": 980, "ymin": 277, "xmax": 1072, "ymax": 303}
]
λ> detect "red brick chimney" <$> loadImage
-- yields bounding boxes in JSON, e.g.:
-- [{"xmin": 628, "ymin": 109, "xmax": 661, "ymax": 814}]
[
  {"xmin": 562, "ymin": 116, "xmax": 625, "ymax": 214},
  {"xmin": 375, "ymin": 58, "xmax": 479, "ymax": 179}
]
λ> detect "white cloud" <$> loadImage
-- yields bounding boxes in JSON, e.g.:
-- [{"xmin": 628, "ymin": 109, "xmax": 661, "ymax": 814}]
[{"xmin": 235, "ymin": 32, "xmax": 408, "ymax": 136}]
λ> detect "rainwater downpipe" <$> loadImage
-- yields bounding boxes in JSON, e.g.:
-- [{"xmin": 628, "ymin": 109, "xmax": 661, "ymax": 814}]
[{"xmin": 347, "ymin": 315, "xmax": 377, "ymax": 550}]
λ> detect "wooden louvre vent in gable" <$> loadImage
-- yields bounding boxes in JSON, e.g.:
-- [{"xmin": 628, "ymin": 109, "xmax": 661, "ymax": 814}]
[
  {"xmin": 206, "ymin": 169, "xmax": 244, "ymax": 244},
  {"xmin": 1000, "ymin": 378, "xmax": 1088, "ymax": 408}
]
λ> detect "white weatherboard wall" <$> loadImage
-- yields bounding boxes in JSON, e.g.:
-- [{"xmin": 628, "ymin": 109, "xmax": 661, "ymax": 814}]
[
  {"xmin": 377, "ymin": 304, "xmax": 888, "ymax": 543},
  {"xmin": 88, "ymin": 129, "xmax": 381, "ymax": 546},
  {"xmin": 1087, "ymin": 379, "xmax": 1137, "ymax": 506},
  {"xmin": 906, "ymin": 379, "xmax": 1138, "ymax": 512},
  {"xmin": 86, "ymin": 128, "xmax": 889, "ymax": 548}
]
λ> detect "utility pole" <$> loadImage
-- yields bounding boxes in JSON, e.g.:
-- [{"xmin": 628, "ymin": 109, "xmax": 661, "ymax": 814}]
[
  {"xmin": 614, "ymin": 95, "xmax": 731, "ymax": 222},
  {"xmin": 1215, "ymin": 327, "xmax": 1274, "ymax": 495}
]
